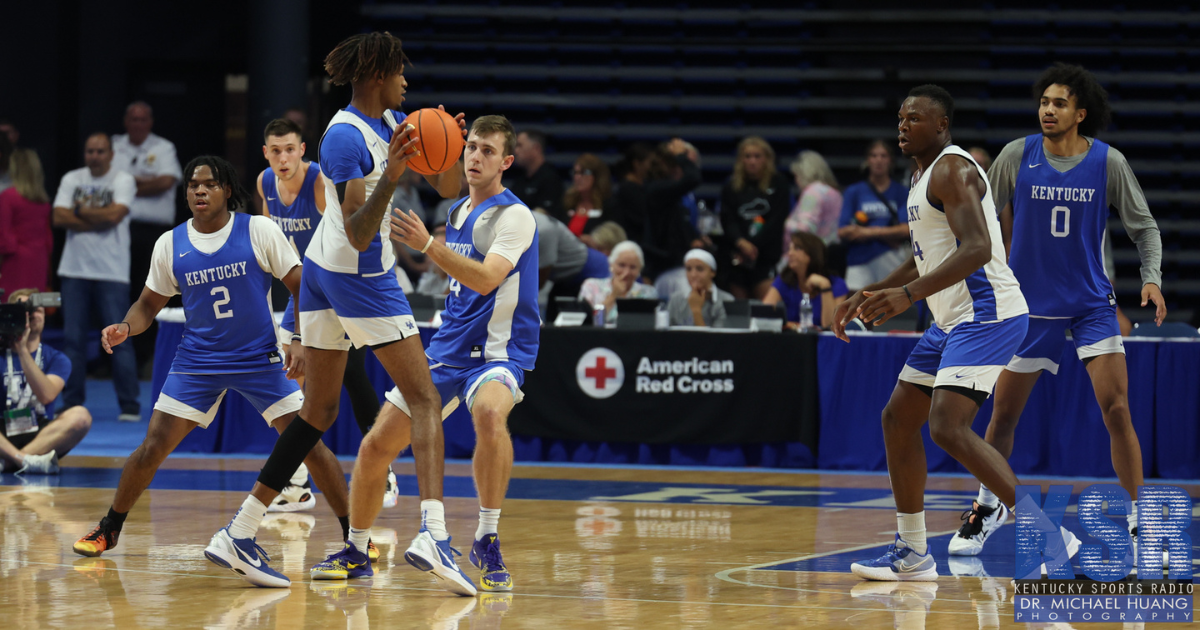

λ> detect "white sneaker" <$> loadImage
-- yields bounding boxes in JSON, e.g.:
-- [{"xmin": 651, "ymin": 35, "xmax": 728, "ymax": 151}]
[
  {"xmin": 382, "ymin": 468, "xmax": 398, "ymax": 509},
  {"xmin": 1039, "ymin": 527, "xmax": 1081, "ymax": 575},
  {"xmin": 948, "ymin": 502, "xmax": 1008, "ymax": 556},
  {"xmin": 16, "ymin": 450, "xmax": 59, "ymax": 475},
  {"xmin": 204, "ymin": 527, "xmax": 290, "ymax": 588},
  {"xmin": 404, "ymin": 530, "xmax": 478, "ymax": 596},
  {"xmin": 268, "ymin": 482, "xmax": 316, "ymax": 513},
  {"xmin": 118, "ymin": 413, "xmax": 141, "ymax": 422}
]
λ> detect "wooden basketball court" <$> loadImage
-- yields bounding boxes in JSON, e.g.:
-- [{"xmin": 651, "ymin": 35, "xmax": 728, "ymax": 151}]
[{"xmin": 1, "ymin": 456, "xmax": 1195, "ymax": 629}]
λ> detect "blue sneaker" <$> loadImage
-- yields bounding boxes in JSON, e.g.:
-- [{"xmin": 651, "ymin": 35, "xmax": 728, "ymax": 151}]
[
  {"xmin": 404, "ymin": 529, "xmax": 477, "ymax": 596},
  {"xmin": 204, "ymin": 527, "xmax": 290, "ymax": 588},
  {"xmin": 311, "ymin": 543, "xmax": 373, "ymax": 580},
  {"xmin": 469, "ymin": 534, "xmax": 513, "ymax": 592},
  {"xmin": 850, "ymin": 535, "xmax": 938, "ymax": 582}
]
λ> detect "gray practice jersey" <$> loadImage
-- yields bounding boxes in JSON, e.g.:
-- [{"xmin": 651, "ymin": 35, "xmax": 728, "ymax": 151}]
[{"xmin": 989, "ymin": 137, "xmax": 1162, "ymax": 288}]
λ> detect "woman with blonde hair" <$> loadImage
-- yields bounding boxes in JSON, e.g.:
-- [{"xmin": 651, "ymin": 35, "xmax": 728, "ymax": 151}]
[
  {"xmin": 563, "ymin": 153, "xmax": 613, "ymax": 237},
  {"xmin": 784, "ymin": 150, "xmax": 843, "ymax": 246},
  {"xmin": 720, "ymin": 136, "xmax": 790, "ymax": 299},
  {"xmin": 0, "ymin": 149, "xmax": 53, "ymax": 296}
]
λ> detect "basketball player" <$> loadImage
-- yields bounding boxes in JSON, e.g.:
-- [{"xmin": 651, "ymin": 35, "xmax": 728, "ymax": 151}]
[
  {"xmin": 833, "ymin": 85, "xmax": 1030, "ymax": 582},
  {"xmin": 209, "ymin": 31, "xmax": 468, "ymax": 590},
  {"xmin": 73, "ymin": 157, "xmax": 351, "ymax": 590},
  {"xmin": 257, "ymin": 118, "xmax": 399, "ymax": 516},
  {"xmin": 310, "ymin": 115, "xmax": 538, "ymax": 596},
  {"xmin": 951, "ymin": 63, "xmax": 1165, "ymax": 559}
]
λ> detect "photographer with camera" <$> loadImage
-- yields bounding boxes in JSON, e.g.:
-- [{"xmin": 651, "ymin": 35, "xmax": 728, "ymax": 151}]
[{"xmin": 1, "ymin": 289, "xmax": 92, "ymax": 474}]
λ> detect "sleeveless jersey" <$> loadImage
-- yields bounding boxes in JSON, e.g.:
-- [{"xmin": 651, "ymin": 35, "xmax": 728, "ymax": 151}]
[
  {"xmin": 907, "ymin": 145, "xmax": 1027, "ymax": 331},
  {"xmin": 427, "ymin": 190, "xmax": 540, "ymax": 370},
  {"xmin": 308, "ymin": 109, "xmax": 403, "ymax": 275},
  {"xmin": 262, "ymin": 162, "xmax": 322, "ymax": 258},
  {"xmin": 1010, "ymin": 134, "xmax": 1113, "ymax": 318},
  {"xmin": 170, "ymin": 213, "xmax": 280, "ymax": 374}
]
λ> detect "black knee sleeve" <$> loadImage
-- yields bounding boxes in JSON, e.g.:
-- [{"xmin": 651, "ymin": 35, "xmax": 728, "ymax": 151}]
[
  {"xmin": 934, "ymin": 384, "xmax": 989, "ymax": 407},
  {"xmin": 343, "ymin": 345, "xmax": 382, "ymax": 436},
  {"xmin": 257, "ymin": 417, "xmax": 325, "ymax": 492}
]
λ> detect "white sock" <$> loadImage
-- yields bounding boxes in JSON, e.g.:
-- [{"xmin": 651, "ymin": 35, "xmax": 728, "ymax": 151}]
[
  {"xmin": 1128, "ymin": 500, "xmax": 1138, "ymax": 533},
  {"xmin": 976, "ymin": 484, "xmax": 999, "ymax": 508},
  {"xmin": 476, "ymin": 507, "xmax": 501, "ymax": 541},
  {"xmin": 897, "ymin": 511, "xmax": 927, "ymax": 555},
  {"xmin": 421, "ymin": 499, "xmax": 448, "ymax": 541},
  {"xmin": 289, "ymin": 462, "xmax": 309, "ymax": 487},
  {"xmin": 348, "ymin": 527, "xmax": 371, "ymax": 552},
  {"xmin": 228, "ymin": 496, "xmax": 268, "ymax": 540}
]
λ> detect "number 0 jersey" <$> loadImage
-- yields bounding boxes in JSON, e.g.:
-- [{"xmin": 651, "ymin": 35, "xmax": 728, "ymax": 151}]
[
  {"xmin": 1010, "ymin": 134, "xmax": 1113, "ymax": 318},
  {"xmin": 907, "ymin": 145, "xmax": 1027, "ymax": 332}
]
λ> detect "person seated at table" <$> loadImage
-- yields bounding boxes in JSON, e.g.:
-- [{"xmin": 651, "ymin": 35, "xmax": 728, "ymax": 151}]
[
  {"xmin": 764, "ymin": 232, "xmax": 848, "ymax": 331},
  {"xmin": 1, "ymin": 288, "xmax": 93, "ymax": 474},
  {"xmin": 585, "ymin": 221, "xmax": 626, "ymax": 257},
  {"xmin": 578, "ymin": 240, "xmax": 659, "ymax": 325},
  {"xmin": 667, "ymin": 249, "xmax": 733, "ymax": 327}
]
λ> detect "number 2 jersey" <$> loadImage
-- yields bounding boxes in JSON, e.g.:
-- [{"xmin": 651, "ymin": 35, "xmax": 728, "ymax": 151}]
[
  {"xmin": 907, "ymin": 144, "xmax": 1027, "ymax": 332},
  {"xmin": 146, "ymin": 213, "xmax": 301, "ymax": 373},
  {"xmin": 995, "ymin": 134, "xmax": 1162, "ymax": 318}
]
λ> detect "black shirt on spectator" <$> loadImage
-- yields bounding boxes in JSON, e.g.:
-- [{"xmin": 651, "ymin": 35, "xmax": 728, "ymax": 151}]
[{"xmin": 508, "ymin": 163, "xmax": 565, "ymax": 221}]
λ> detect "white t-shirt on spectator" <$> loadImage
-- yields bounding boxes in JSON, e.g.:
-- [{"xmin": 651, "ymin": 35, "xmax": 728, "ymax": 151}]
[
  {"xmin": 54, "ymin": 166, "xmax": 137, "ymax": 284},
  {"xmin": 145, "ymin": 214, "xmax": 300, "ymax": 296},
  {"xmin": 112, "ymin": 133, "xmax": 183, "ymax": 225}
]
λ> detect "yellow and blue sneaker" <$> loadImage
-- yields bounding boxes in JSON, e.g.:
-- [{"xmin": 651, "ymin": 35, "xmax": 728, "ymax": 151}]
[
  {"xmin": 311, "ymin": 542, "xmax": 373, "ymax": 580},
  {"xmin": 469, "ymin": 534, "xmax": 513, "ymax": 592}
]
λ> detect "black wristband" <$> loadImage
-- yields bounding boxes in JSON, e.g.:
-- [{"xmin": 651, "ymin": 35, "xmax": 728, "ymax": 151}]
[
  {"xmin": 902, "ymin": 285, "xmax": 914, "ymax": 304},
  {"xmin": 120, "ymin": 321, "xmax": 132, "ymax": 334}
]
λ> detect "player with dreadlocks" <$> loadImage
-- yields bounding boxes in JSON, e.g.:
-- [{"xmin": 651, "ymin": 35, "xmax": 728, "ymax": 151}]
[
  {"xmin": 73, "ymin": 156, "xmax": 352, "ymax": 588},
  {"xmin": 209, "ymin": 32, "xmax": 475, "ymax": 591}
]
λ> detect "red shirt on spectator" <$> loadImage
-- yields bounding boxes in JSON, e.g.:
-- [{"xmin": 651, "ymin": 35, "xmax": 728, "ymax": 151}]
[{"xmin": 0, "ymin": 186, "xmax": 53, "ymax": 295}]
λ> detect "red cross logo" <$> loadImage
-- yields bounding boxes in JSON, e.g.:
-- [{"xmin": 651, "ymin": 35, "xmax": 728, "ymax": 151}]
[
  {"xmin": 576, "ymin": 348, "xmax": 624, "ymax": 399},
  {"xmin": 585, "ymin": 357, "xmax": 617, "ymax": 389}
]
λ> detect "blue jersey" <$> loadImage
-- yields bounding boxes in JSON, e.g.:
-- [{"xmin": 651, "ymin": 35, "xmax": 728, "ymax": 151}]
[
  {"xmin": 171, "ymin": 213, "xmax": 281, "ymax": 374},
  {"xmin": 839, "ymin": 180, "xmax": 909, "ymax": 266},
  {"xmin": 1010, "ymin": 134, "xmax": 1113, "ymax": 318},
  {"xmin": 427, "ymin": 190, "xmax": 540, "ymax": 371},
  {"xmin": 262, "ymin": 162, "xmax": 321, "ymax": 258}
]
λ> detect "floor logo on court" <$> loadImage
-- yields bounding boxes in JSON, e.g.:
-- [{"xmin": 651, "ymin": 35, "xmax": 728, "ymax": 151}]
[{"xmin": 577, "ymin": 348, "xmax": 624, "ymax": 399}]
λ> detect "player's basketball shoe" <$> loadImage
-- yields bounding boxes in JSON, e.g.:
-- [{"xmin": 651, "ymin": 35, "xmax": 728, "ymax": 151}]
[
  {"xmin": 851, "ymin": 535, "xmax": 939, "ymax": 582},
  {"xmin": 383, "ymin": 468, "xmax": 398, "ymax": 508},
  {"xmin": 73, "ymin": 518, "xmax": 120, "ymax": 557},
  {"xmin": 268, "ymin": 480, "xmax": 315, "ymax": 513},
  {"xmin": 404, "ymin": 529, "xmax": 478, "ymax": 596},
  {"xmin": 1038, "ymin": 527, "xmax": 1081, "ymax": 575},
  {"xmin": 469, "ymin": 534, "xmax": 513, "ymax": 592},
  {"xmin": 311, "ymin": 542, "xmax": 373, "ymax": 580},
  {"xmin": 1128, "ymin": 527, "xmax": 1171, "ymax": 575},
  {"xmin": 204, "ymin": 527, "xmax": 290, "ymax": 588},
  {"xmin": 948, "ymin": 502, "xmax": 1008, "ymax": 556},
  {"xmin": 16, "ymin": 450, "xmax": 58, "ymax": 475}
]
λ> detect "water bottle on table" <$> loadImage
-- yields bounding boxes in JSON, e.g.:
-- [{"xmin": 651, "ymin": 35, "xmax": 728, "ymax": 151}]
[{"xmin": 799, "ymin": 293, "xmax": 814, "ymax": 333}]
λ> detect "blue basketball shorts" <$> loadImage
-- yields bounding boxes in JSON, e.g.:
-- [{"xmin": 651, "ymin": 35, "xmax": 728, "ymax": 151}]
[
  {"xmin": 384, "ymin": 359, "xmax": 526, "ymax": 419},
  {"xmin": 299, "ymin": 261, "xmax": 418, "ymax": 351},
  {"xmin": 155, "ymin": 369, "xmax": 302, "ymax": 428},
  {"xmin": 1006, "ymin": 305, "xmax": 1124, "ymax": 375},
  {"xmin": 898, "ymin": 314, "xmax": 1029, "ymax": 396}
]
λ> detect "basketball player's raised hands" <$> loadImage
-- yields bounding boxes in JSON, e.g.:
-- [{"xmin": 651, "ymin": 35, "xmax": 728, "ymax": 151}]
[
  {"xmin": 1141, "ymin": 283, "xmax": 1167, "ymax": 326},
  {"xmin": 437, "ymin": 105, "xmax": 467, "ymax": 138},
  {"xmin": 384, "ymin": 123, "xmax": 421, "ymax": 183},
  {"xmin": 101, "ymin": 322, "xmax": 131, "ymax": 354},
  {"xmin": 390, "ymin": 207, "xmax": 431, "ymax": 252}
]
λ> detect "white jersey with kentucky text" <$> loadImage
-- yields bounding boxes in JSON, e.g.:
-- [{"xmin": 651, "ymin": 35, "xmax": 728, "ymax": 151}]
[
  {"xmin": 306, "ymin": 109, "xmax": 400, "ymax": 275},
  {"xmin": 907, "ymin": 145, "xmax": 1027, "ymax": 331}
]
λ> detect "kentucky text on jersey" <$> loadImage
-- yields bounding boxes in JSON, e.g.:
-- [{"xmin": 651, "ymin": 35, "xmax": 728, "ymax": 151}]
[
  {"xmin": 269, "ymin": 216, "xmax": 313, "ymax": 233},
  {"xmin": 447, "ymin": 242, "xmax": 474, "ymax": 257},
  {"xmin": 1030, "ymin": 186, "xmax": 1097, "ymax": 202},
  {"xmin": 907, "ymin": 204, "xmax": 920, "ymax": 222},
  {"xmin": 183, "ymin": 261, "xmax": 249, "ymax": 287}
]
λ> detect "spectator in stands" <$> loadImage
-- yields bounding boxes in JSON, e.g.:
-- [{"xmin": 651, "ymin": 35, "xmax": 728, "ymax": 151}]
[
  {"xmin": 431, "ymin": 172, "xmax": 469, "ymax": 227},
  {"xmin": 563, "ymin": 153, "xmax": 612, "ymax": 237},
  {"xmin": 608, "ymin": 142, "xmax": 655, "ymax": 244},
  {"xmin": 968, "ymin": 146, "xmax": 993, "ymax": 172},
  {"xmin": 0, "ymin": 149, "xmax": 54, "ymax": 297},
  {"xmin": 508, "ymin": 129, "xmax": 564, "ymax": 220},
  {"xmin": 784, "ymin": 150, "xmax": 842, "ymax": 246},
  {"xmin": 720, "ymin": 136, "xmax": 790, "ymax": 300},
  {"xmin": 588, "ymin": 221, "xmax": 627, "ymax": 257},
  {"xmin": 644, "ymin": 140, "xmax": 703, "ymax": 291},
  {"xmin": 0, "ymin": 289, "xmax": 93, "ymax": 474},
  {"xmin": 112, "ymin": 101, "xmax": 182, "ymax": 375},
  {"xmin": 0, "ymin": 118, "xmax": 18, "ymax": 146},
  {"xmin": 52, "ymin": 132, "xmax": 140, "ymax": 422},
  {"xmin": 0, "ymin": 133, "xmax": 13, "ymax": 193},
  {"xmin": 668, "ymin": 249, "xmax": 733, "ymax": 327},
  {"xmin": 837, "ymin": 139, "xmax": 910, "ymax": 292},
  {"xmin": 579, "ymin": 240, "xmax": 659, "ymax": 325},
  {"xmin": 415, "ymin": 223, "xmax": 450, "ymax": 297},
  {"xmin": 534, "ymin": 211, "xmax": 610, "ymax": 319},
  {"xmin": 764, "ymin": 232, "xmax": 848, "ymax": 331}
]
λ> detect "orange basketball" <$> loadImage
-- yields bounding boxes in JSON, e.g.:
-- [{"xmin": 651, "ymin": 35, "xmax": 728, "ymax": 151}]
[{"xmin": 400, "ymin": 108, "xmax": 465, "ymax": 175}]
